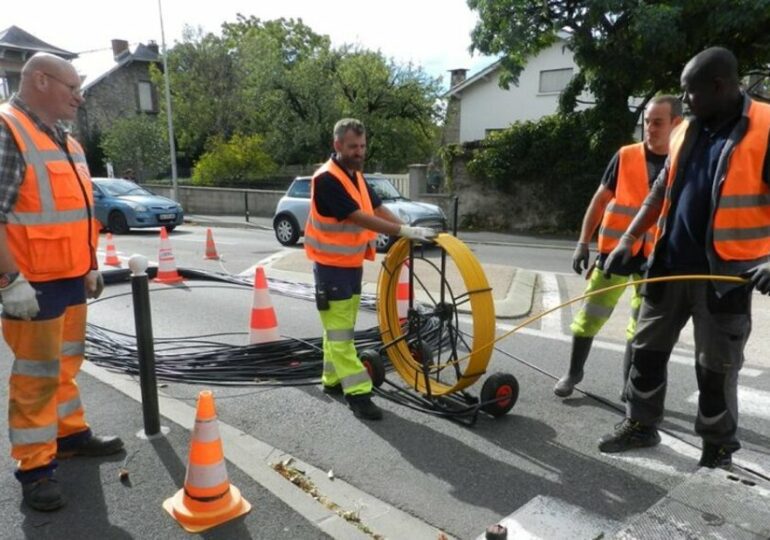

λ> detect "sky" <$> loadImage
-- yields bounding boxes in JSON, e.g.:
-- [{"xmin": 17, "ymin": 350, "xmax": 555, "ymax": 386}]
[{"xmin": 4, "ymin": 0, "xmax": 495, "ymax": 89}]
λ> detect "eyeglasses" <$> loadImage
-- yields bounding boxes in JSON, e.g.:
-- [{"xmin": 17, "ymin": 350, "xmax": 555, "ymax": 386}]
[{"xmin": 43, "ymin": 72, "xmax": 83, "ymax": 97}]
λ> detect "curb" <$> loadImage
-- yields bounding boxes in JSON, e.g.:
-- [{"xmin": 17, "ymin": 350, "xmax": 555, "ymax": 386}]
[{"xmin": 495, "ymin": 269, "xmax": 537, "ymax": 318}]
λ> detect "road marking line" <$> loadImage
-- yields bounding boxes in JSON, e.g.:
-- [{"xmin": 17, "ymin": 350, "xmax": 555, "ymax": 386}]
[
  {"xmin": 538, "ymin": 272, "xmax": 563, "ymax": 335},
  {"xmin": 687, "ymin": 386, "xmax": 770, "ymax": 420},
  {"xmin": 494, "ymin": 324, "xmax": 762, "ymax": 378}
]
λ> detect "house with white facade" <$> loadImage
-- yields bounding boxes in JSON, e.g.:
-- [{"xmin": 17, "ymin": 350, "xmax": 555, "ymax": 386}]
[{"xmin": 443, "ymin": 35, "xmax": 583, "ymax": 144}]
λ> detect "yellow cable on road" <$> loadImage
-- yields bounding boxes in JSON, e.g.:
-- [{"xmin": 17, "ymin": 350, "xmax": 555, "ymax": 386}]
[{"xmin": 376, "ymin": 233, "xmax": 751, "ymax": 385}]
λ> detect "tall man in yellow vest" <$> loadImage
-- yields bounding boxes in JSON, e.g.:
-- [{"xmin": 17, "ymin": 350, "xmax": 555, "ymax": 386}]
[
  {"xmin": 0, "ymin": 53, "xmax": 124, "ymax": 512},
  {"xmin": 305, "ymin": 118, "xmax": 436, "ymax": 420},
  {"xmin": 555, "ymin": 96, "xmax": 682, "ymax": 398},
  {"xmin": 599, "ymin": 47, "xmax": 770, "ymax": 469}
]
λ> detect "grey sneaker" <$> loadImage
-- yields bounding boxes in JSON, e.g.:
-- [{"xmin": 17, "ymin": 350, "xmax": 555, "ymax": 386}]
[
  {"xmin": 699, "ymin": 443, "xmax": 733, "ymax": 470},
  {"xmin": 598, "ymin": 419, "xmax": 661, "ymax": 453}
]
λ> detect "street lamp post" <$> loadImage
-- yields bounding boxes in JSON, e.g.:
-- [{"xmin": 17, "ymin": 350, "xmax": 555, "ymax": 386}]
[{"xmin": 158, "ymin": 0, "xmax": 179, "ymax": 202}]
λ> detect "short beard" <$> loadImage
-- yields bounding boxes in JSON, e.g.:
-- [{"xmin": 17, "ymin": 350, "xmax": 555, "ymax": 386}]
[{"xmin": 337, "ymin": 154, "xmax": 362, "ymax": 172}]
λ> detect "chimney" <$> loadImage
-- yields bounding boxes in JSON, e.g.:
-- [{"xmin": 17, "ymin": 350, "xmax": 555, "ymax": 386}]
[
  {"xmin": 111, "ymin": 39, "xmax": 130, "ymax": 61},
  {"xmin": 146, "ymin": 40, "xmax": 159, "ymax": 55},
  {"xmin": 449, "ymin": 68, "xmax": 468, "ymax": 88}
]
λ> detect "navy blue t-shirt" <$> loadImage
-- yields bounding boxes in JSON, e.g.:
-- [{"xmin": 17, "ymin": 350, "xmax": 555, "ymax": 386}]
[
  {"xmin": 314, "ymin": 156, "xmax": 382, "ymax": 220},
  {"xmin": 662, "ymin": 117, "xmax": 740, "ymax": 272}
]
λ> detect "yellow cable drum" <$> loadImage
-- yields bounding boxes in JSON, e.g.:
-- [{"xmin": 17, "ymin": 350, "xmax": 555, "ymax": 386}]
[{"xmin": 376, "ymin": 233, "xmax": 496, "ymax": 396}]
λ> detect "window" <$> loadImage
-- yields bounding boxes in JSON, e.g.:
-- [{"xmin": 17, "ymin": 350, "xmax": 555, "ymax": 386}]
[
  {"xmin": 0, "ymin": 77, "xmax": 9, "ymax": 101},
  {"xmin": 137, "ymin": 81, "xmax": 156, "ymax": 112},
  {"xmin": 539, "ymin": 68, "xmax": 573, "ymax": 94},
  {"xmin": 288, "ymin": 179, "xmax": 311, "ymax": 199}
]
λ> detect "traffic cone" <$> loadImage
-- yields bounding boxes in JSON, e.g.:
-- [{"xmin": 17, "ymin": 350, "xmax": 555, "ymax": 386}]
[
  {"xmin": 163, "ymin": 390, "xmax": 251, "ymax": 532},
  {"xmin": 397, "ymin": 261, "xmax": 411, "ymax": 320},
  {"xmin": 103, "ymin": 233, "xmax": 122, "ymax": 267},
  {"xmin": 155, "ymin": 227, "xmax": 184, "ymax": 284},
  {"xmin": 204, "ymin": 228, "xmax": 220, "ymax": 260},
  {"xmin": 249, "ymin": 267, "xmax": 280, "ymax": 344}
]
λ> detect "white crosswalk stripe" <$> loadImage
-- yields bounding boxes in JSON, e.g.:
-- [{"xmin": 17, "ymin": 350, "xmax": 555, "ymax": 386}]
[
  {"xmin": 538, "ymin": 272, "xmax": 563, "ymax": 335},
  {"xmin": 687, "ymin": 386, "xmax": 770, "ymax": 420}
]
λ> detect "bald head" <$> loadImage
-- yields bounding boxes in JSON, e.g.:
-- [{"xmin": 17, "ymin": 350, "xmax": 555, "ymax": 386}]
[
  {"xmin": 18, "ymin": 53, "xmax": 83, "ymax": 127},
  {"xmin": 680, "ymin": 47, "xmax": 742, "ymax": 122}
]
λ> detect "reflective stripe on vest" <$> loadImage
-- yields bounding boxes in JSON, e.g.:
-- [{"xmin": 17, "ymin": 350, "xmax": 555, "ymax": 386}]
[
  {"xmin": 0, "ymin": 104, "xmax": 96, "ymax": 281},
  {"xmin": 597, "ymin": 143, "xmax": 651, "ymax": 256},
  {"xmin": 304, "ymin": 159, "xmax": 377, "ymax": 267},
  {"xmin": 655, "ymin": 101, "xmax": 770, "ymax": 260}
]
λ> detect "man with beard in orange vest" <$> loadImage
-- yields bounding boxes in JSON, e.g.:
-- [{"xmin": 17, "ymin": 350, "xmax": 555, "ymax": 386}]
[
  {"xmin": 0, "ymin": 53, "xmax": 124, "ymax": 511},
  {"xmin": 600, "ymin": 47, "xmax": 770, "ymax": 470}
]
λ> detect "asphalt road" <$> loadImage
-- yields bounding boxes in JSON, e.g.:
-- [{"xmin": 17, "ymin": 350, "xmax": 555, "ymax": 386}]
[{"xmin": 73, "ymin": 225, "xmax": 770, "ymax": 538}]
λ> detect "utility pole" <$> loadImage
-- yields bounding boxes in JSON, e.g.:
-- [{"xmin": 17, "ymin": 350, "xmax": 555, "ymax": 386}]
[{"xmin": 158, "ymin": 0, "xmax": 179, "ymax": 202}]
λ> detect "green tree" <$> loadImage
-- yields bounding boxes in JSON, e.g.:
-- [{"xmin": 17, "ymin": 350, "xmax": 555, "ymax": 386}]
[
  {"xmin": 101, "ymin": 115, "xmax": 169, "ymax": 181},
  {"xmin": 468, "ymin": 0, "xmax": 770, "ymax": 150},
  {"xmin": 192, "ymin": 133, "xmax": 277, "ymax": 186}
]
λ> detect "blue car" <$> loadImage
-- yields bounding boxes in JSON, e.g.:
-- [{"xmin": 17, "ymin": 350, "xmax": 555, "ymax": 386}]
[{"xmin": 91, "ymin": 177, "xmax": 184, "ymax": 234}]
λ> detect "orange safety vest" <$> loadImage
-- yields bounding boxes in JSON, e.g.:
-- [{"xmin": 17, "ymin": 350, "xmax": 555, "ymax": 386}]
[
  {"xmin": 0, "ymin": 103, "xmax": 97, "ymax": 281},
  {"xmin": 304, "ymin": 159, "xmax": 377, "ymax": 267},
  {"xmin": 597, "ymin": 143, "xmax": 658, "ymax": 256},
  {"xmin": 654, "ymin": 100, "xmax": 770, "ymax": 261}
]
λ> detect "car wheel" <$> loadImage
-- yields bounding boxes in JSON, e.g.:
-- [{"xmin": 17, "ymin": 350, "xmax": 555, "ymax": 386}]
[
  {"xmin": 375, "ymin": 233, "xmax": 394, "ymax": 253},
  {"xmin": 274, "ymin": 215, "xmax": 300, "ymax": 246},
  {"xmin": 164, "ymin": 225, "xmax": 176, "ymax": 233},
  {"xmin": 108, "ymin": 210, "xmax": 130, "ymax": 234}
]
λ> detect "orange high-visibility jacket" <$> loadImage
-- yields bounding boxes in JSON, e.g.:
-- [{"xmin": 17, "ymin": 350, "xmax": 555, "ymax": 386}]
[
  {"xmin": 0, "ymin": 103, "xmax": 97, "ymax": 281},
  {"xmin": 654, "ymin": 100, "xmax": 770, "ymax": 261},
  {"xmin": 597, "ymin": 143, "xmax": 657, "ymax": 257},
  {"xmin": 304, "ymin": 159, "xmax": 377, "ymax": 267}
]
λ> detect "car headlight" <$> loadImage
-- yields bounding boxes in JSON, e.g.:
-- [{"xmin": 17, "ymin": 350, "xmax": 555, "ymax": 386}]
[
  {"xmin": 132, "ymin": 204, "xmax": 148, "ymax": 212},
  {"xmin": 397, "ymin": 208, "xmax": 412, "ymax": 223}
]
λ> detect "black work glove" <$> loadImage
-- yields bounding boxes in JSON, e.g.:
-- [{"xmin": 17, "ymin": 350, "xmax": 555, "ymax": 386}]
[
  {"xmin": 572, "ymin": 242, "xmax": 590, "ymax": 275},
  {"xmin": 603, "ymin": 233, "xmax": 636, "ymax": 277},
  {"xmin": 744, "ymin": 262, "xmax": 770, "ymax": 294}
]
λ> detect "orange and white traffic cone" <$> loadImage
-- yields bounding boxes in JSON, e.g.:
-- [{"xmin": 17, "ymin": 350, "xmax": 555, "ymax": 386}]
[
  {"xmin": 249, "ymin": 267, "xmax": 280, "ymax": 344},
  {"xmin": 163, "ymin": 390, "xmax": 251, "ymax": 532},
  {"xmin": 155, "ymin": 227, "xmax": 184, "ymax": 284},
  {"xmin": 204, "ymin": 228, "xmax": 220, "ymax": 260},
  {"xmin": 103, "ymin": 233, "xmax": 122, "ymax": 267},
  {"xmin": 397, "ymin": 261, "xmax": 411, "ymax": 320}
]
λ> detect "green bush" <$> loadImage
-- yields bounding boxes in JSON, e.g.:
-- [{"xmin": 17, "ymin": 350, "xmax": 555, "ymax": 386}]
[
  {"xmin": 192, "ymin": 134, "xmax": 277, "ymax": 186},
  {"xmin": 465, "ymin": 111, "xmax": 616, "ymax": 230}
]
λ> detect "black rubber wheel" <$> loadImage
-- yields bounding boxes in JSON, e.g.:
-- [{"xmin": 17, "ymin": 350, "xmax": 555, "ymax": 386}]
[
  {"xmin": 164, "ymin": 225, "xmax": 176, "ymax": 232},
  {"xmin": 359, "ymin": 349, "xmax": 386, "ymax": 388},
  {"xmin": 480, "ymin": 373, "xmax": 519, "ymax": 417},
  {"xmin": 274, "ymin": 214, "xmax": 300, "ymax": 246},
  {"xmin": 108, "ymin": 210, "xmax": 129, "ymax": 234},
  {"xmin": 375, "ymin": 233, "xmax": 395, "ymax": 253}
]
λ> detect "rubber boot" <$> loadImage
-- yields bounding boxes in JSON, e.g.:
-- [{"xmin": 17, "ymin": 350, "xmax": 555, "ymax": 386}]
[
  {"xmin": 620, "ymin": 342, "xmax": 632, "ymax": 402},
  {"xmin": 554, "ymin": 336, "xmax": 593, "ymax": 397}
]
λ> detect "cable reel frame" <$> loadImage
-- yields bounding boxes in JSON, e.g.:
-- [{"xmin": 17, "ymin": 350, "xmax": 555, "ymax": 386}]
[{"xmin": 373, "ymin": 234, "xmax": 519, "ymax": 421}]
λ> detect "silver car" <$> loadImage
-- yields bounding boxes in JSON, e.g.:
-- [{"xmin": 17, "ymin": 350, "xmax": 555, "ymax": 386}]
[{"xmin": 273, "ymin": 175, "xmax": 447, "ymax": 252}]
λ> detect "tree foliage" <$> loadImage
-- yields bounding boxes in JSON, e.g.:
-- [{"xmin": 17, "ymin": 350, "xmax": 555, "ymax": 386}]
[
  {"xmin": 468, "ymin": 0, "xmax": 770, "ymax": 149},
  {"xmin": 163, "ymin": 15, "xmax": 443, "ymax": 173},
  {"xmin": 101, "ymin": 114, "xmax": 169, "ymax": 181},
  {"xmin": 192, "ymin": 134, "xmax": 276, "ymax": 186}
]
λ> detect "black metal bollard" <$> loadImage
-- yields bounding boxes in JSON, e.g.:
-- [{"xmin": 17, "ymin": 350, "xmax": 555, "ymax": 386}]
[
  {"xmin": 244, "ymin": 191, "xmax": 250, "ymax": 223},
  {"xmin": 452, "ymin": 195, "xmax": 459, "ymax": 236},
  {"xmin": 129, "ymin": 255, "xmax": 161, "ymax": 437}
]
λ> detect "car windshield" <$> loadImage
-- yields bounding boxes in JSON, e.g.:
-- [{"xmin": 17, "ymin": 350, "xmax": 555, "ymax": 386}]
[
  {"xmin": 366, "ymin": 177, "xmax": 403, "ymax": 200},
  {"xmin": 96, "ymin": 179, "xmax": 151, "ymax": 197}
]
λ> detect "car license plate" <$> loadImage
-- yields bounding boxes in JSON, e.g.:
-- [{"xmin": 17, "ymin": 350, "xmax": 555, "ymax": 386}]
[{"xmin": 159, "ymin": 213, "xmax": 175, "ymax": 220}]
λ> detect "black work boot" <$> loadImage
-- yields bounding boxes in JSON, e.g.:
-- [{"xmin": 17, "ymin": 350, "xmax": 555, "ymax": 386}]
[
  {"xmin": 22, "ymin": 477, "xmax": 64, "ymax": 512},
  {"xmin": 598, "ymin": 418, "xmax": 661, "ymax": 453},
  {"xmin": 620, "ymin": 342, "xmax": 632, "ymax": 403},
  {"xmin": 57, "ymin": 434, "xmax": 125, "ymax": 459},
  {"xmin": 699, "ymin": 442, "xmax": 733, "ymax": 470},
  {"xmin": 345, "ymin": 393, "xmax": 383, "ymax": 421},
  {"xmin": 554, "ymin": 336, "xmax": 593, "ymax": 397},
  {"xmin": 322, "ymin": 383, "xmax": 343, "ymax": 396}
]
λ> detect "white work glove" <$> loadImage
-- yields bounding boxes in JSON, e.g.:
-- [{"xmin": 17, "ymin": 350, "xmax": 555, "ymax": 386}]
[
  {"xmin": 398, "ymin": 225, "xmax": 438, "ymax": 242},
  {"xmin": 85, "ymin": 270, "xmax": 104, "ymax": 299},
  {"xmin": 0, "ymin": 274, "xmax": 40, "ymax": 320}
]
